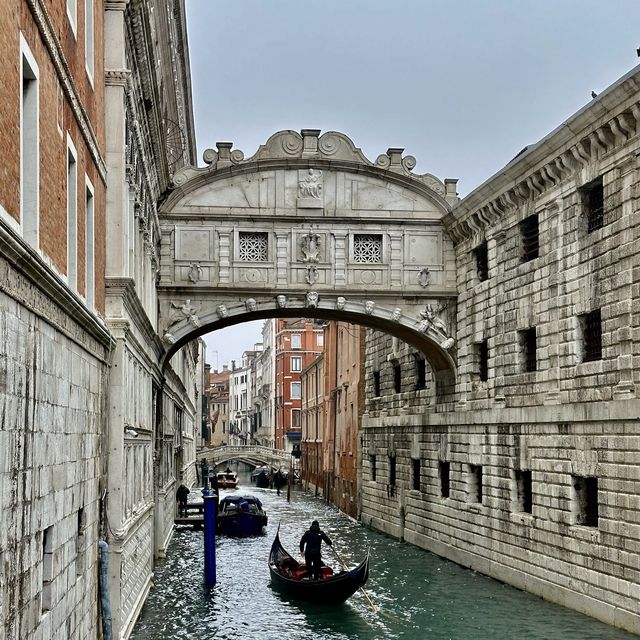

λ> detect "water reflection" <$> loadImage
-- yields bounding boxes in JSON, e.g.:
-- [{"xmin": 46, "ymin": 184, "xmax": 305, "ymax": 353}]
[{"xmin": 131, "ymin": 476, "xmax": 637, "ymax": 640}]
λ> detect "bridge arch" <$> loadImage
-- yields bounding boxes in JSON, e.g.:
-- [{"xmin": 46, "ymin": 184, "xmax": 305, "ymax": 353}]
[{"xmin": 157, "ymin": 129, "xmax": 460, "ymax": 375}]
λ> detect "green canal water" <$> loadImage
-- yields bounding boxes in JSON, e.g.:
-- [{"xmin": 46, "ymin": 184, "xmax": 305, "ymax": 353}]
[{"xmin": 131, "ymin": 478, "xmax": 637, "ymax": 640}]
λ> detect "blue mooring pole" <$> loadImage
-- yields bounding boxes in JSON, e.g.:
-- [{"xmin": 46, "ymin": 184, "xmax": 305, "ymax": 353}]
[{"xmin": 203, "ymin": 471, "xmax": 217, "ymax": 587}]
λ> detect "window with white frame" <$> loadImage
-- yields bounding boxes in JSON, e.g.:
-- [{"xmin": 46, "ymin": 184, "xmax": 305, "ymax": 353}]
[
  {"xmin": 20, "ymin": 36, "xmax": 39, "ymax": 247},
  {"xmin": 291, "ymin": 333, "xmax": 302, "ymax": 349},
  {"xmin": 291, "ymin": 356, "xmax": 302, "ymax": 372},
  {"xmin": 67, "ymin": 0, "xmax": 77, "ymax": 34},
  {"xmin": 85, "ymin": 179, "xmax": 95, "ymax": 309},
  {"xmin": 67, "ymin": 139, "xmax": 78, "ymax": 290},
  {"xmin": 290, "ymin": 382, "xmax": 301, "ymax": 399},
  {"xmin": 85, "ymin": 0, "xmax": 94, "ymax": 81},
  {"xmin": 317, "ymin": 333, "xmax": 324, "ymax": 347}
]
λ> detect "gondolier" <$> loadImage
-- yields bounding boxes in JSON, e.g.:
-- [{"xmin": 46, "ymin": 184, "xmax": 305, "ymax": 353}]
[{"xmin": 300, "ymin": 520, "xmax": 332, "ymax": 580}]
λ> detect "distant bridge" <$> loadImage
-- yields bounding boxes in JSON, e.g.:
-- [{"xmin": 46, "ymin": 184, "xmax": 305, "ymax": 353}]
[{"xmin": 197, "ymin": 445, "xmax": 290, "ymax": 469}]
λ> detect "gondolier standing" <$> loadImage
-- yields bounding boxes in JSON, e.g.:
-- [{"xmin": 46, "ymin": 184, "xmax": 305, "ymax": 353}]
[{"xmin": 299, "ymin": 520, "xmax": 332, "ymax": 580}]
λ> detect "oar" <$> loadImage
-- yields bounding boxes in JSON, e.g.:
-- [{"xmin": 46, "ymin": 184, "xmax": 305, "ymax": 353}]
[{"xmin": 329, "ymin": 545, "xmax": 378, "ymax": 613}]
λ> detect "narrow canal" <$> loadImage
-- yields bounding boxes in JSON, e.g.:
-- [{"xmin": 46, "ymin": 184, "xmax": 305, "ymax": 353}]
[{"xmin": 131, "ymin": 473, "xmax": 637, "ymax": 640}]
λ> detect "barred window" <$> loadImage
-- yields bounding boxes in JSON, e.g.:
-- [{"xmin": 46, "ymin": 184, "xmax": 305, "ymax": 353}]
[
  {"xmin": 520, "ymin": 214, "xmax": 539, "ymax": 262},
  {"xmin": 520, "ymin": 327, "xmax": 537, "ymax": 372},
  {"xmin": 474, "ymin": 241, "xmax": 489, "ymax": 281},
  {"xmin": 476, "ymin": 340, "xmax": 489, "ymax": 381},
  {"xmin": 353, "ymin": 234, "xmax": 382, "ymax": 263},
  {"xmin": 580, "ymin": 309, "xmax": 602, "ymax": 362},
  {"xmin": 239, "ymin": 232, "xmax": 268, "ymax": 261},
  {"xmin": 582, "ymin": 177, "xmax": 604, "ymax": 232}
]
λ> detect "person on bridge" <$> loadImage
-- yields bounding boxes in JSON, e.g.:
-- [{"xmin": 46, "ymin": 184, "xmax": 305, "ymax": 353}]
[
  {"xmin": 176, "ymin": 484, "xmax": 190, "ymax": 516},
  {"xmin": 299, "ymin": 520, "xmax": 332, "ymax": 580}
]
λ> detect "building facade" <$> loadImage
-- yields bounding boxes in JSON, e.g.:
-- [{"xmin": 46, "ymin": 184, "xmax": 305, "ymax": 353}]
[
  {"xmin": 301, "ymin": 354, "xmax": 325, "ymax": 494},
  {"xmin": 205, "ymin": 365, "xmax": 231, "ymax": 447},
  {"xmin": 361, "ymin": 66, "xmax": 640, "ymax": 634},
  {"xmin": 228, "ymin": 348, "xmax": 261, "ymax": 446}
]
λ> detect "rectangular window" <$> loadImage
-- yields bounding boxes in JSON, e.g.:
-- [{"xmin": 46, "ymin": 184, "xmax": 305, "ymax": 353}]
[
  {"xmin": 520, "ymin": 214, "xmax": 539, "ymax": 262},
  {"xmin": 370, "ymin": 454, "xmax": 377, "ymax": 481},
  {"xmin": 317, "ymin": 333, "xmax": 324, "ymax": 347},
  {"xmin": 468, "ymin": 464, "xmax": 483, "ymax": 503},
  {"xmin": 572, "ymin": 475, "xmax": 598, "ymax": 527},
  {"xmin": 582, "ymin": 177, "xmax": 604, "ymax": 232},
  {"xmin": 20, "ymin": 37, "xmax": 39, "ymax": 247},
  {"xmin": 291, "ymin": 409, "xmax": 301, "ymax": 429},
  {"xmin": 393, "ymin": 363, "xmax": 402, "ymax": 393},
  {"xmin": 85, "ymin": 0, "xmax": 94, "ymax": 80},
  {"xmin": 514, "ymin": 469, "xmax": 532, "ymax": 513},
  {"xmin": 85, "ymin": 180, "xmax": 95, "ymax": 309},
  {"xmin": 389, "ymin": 456, "xmax": 396, "ymax": 486},
  {"xmin": 290, "ymin": 356, "xmax": 302, "ymax": 372},
  {"xmin": 521, "ymin": 327, "xmax": 537, "ymax": 372},
  {"xmin": 76, "ymin": 507, "xmax": 86, "ymax": 576},
  {"xmin": 474, "ymin": 241, "xmax": 489, "ymax": 281},
  {"xmin": 290, "ymin": 382, "xmax": 301, "ymax": 399},
  {"xmin": 477, "ymin": 340, "xmax": 489, "ymax": 381},
  {"xmin": 42, "ymin": 525, "xmax": 54, "ymax": 612},
  {"xmin": 439, "ymin": 461, "xmax": 450, "ymax": 498},
  {"xmin": 291, "ymin": 334, "xmax": 302, "ymax": 349},
  {"xmin": 372, "ymin": 370, "xmax": 381, "ymax": 397},
  {"xmin": 580, "ymin": 309, "xmax": 602, "ymax": 362},
  {"xmin": 353, "ymin": 233, "xmax": 383, "ymax": 263},
  {"xmin": 67, "ymin": 139, "xmax": 78, "ymax": 290},
  {"xmin": 414, "ymin": 356, "xmax": 426, "ymax": 390},
  {"xmin": 412, "ymin": 458, "xmax": 421, "ymax": 491},
  {"xmin": 238, "ymin": 231, "xmax": 268, "ymax": 261}
]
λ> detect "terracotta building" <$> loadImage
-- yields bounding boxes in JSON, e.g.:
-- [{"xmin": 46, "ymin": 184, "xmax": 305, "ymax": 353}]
[
  {"xmin": 205, "ymin": 366, "xmax": 231, "ymax": 447},
  {"xmin": 301, "ymin": 353, "xmax": 324, "ymax": 494}
]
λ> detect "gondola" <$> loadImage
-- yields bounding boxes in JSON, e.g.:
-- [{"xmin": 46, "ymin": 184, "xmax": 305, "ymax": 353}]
[{"xmin": 268, "ymin": 529, "xmax": 369, "ymax": 604}]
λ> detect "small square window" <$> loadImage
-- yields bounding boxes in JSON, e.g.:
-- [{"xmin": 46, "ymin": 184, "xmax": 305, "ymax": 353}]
[
  {"xmin": 468, "ymin": 464, "xmax": 483, "ymax": 503},
  {"xmin": 580, "ymin": 309, "xmax": 602, "ymax": 362},
  {"xmin": 353, "ymin": 234, "xmax": 382, "ymax": 263},
  {"xmin": 520, "ymin": 328, "xmax": 537, "ymax": 372},
  {"xmin": 290, "ymin": 356, "xmax": 302, "ymax": 372},
  {"xmin": 290, "ymin": 382, "xmax": 301, "ymax": 399},
  {"xmin": 239, "ymin": 232, "xmax": 268, "ymax": 261},
  {"xmin": 514, "ymin": 469, "xmax": 532, "ymax": 513},
  {"xmin": 474, "ymin": 242, "xmax": 489, "ymax": 281},
  {"xmin": 572, "ymin": 475, "xmax": 598, "ymax": 527},
  {"xmin": 291, "ymin": 334, "xmax": 302, "ymax": 349},
  {"xmin": 439, "ymin": 461, "xmax": 450, "ymax": 498},
  {"xmin": 476, "ymin": 340, "xmax": 489, "ymax": 381},
  {"xmin": 520, "ymin": 214, "xmax": 539, "ymax": 262},
  {"xmin": 581, "ymin": 177, "xmax": 604, "ymax": 232}
]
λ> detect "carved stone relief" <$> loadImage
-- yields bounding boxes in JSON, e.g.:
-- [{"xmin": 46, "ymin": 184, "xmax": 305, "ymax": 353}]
[
  {"xmin": 306, "ymin": 291, "xmax": 319, "ymax": 308},
  {"xmin": 300, "ymin": 232, "xmax": 321, "ymax": 263},
  {"xmin": 297, "ymin": 169, "xmax": 324, "ymax": 208},
  {"xmin": 418, "ymin": 304, "xmax": 454, "ymax": 349}
]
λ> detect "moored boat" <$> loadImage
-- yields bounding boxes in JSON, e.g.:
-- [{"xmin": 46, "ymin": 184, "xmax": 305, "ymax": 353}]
[
  {"xmin": 216, "ymin": 471, "xmax": 238, "ymax": 489},
  {"xmin": 268, "ymin": 529, "xmax": 369, "ymax": 604},
  {"xmin": 217, "ymin": 494, "xmax": 267, "ymax": 536}
]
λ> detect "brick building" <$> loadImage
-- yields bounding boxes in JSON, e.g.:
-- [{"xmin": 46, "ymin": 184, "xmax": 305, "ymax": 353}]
[
  {"xmin": 301, "ymin": 353, "xmax": 324, "ymax": 493},
  {"xmin": 206, "ymin": 366, "xmax": 231, "ymax": 447}
]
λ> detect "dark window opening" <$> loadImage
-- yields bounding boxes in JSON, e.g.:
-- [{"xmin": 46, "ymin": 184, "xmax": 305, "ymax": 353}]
[
  {"xmin": 393, "ymin": 363, "xmax": 402, "ymax": 394},
  {"xmin": 477, "ymin": 340, "xmax": 489, "ymax": 381},
  {"xmin": 42, "ymin": 525, "xmax": 54, "ymax": 612},
  {"xmin": 582, "ymin": 177, "xmax": 604, "ymax": 232},
  {"xmin": 520, "ymin": 214, "xmax": 539, "ymax": 262},
  {"xmin": 414, "ymin": 356, "xmax": 426, "ymax": 390},
  {"xmin": 474, "ymin": 241, "xmax": 489, "ymax": 281},
  {"xmin": 439, "ymin": 461, "xmax": 450, "ymax": 498},
  {"xmin": 515, "ymin": 469, "xmax": 532, "ymax": 513},
  {"xmin": 412, "ymin": 458, "xmax": 421, "ymax": 491},
  {"xmin": 573, "ymin": 475, "xmax": 598, "ymax": 527},
  {"xmin": 581, "ymin": 309, "xmax": 602, "ymax": 362},
  {"xmin": 521, "ymin": 327, "xmax": 537, "ymax": 372},
  {"xmin": 468, "ymin": 464, "xmax": 483, "ymax": 503},
  {"xmin": 389, "ymin": 456, "xmax": 396, "ymax": 486},
  {"xmin": 370, "ymin": 455, "xmax": 376, "ymax": 481},
  {"xmin": 372, "ymin": 370, "xmax": 381, "ymax": 397}
]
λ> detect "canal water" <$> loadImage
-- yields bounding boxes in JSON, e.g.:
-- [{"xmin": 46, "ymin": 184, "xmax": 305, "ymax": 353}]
[{"xmin": 131, "ymin": 474, "xmax": 637, "ymax": 640}]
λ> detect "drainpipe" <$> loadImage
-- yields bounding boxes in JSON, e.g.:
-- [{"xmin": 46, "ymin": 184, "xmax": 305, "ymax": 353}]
[{"xmin": 98, "ymin": 540, "xmax": 113, "ymax": 640}]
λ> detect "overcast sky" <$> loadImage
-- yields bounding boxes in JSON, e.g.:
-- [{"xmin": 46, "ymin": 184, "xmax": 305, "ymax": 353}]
[{"xmin": 185, "ymin": 0, "xmax": 640, "ymax": 370}]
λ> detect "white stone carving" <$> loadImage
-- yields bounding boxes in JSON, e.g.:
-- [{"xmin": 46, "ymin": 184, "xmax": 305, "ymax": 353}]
[
  {"xmin": 169, "ymin": 299, "xmax": 200, "ymax": 328},
  {"xmin": 188, "ymin": 263, "xmax": 202, "ymax": 283},
  {"xmin": 245, "ymin": 298, "xmax": 258, "ymax": 312},
  {"xmin": 336, "ymin": 296, "xmax": 347, "ymax": 310},
  {"xmin": 392, "ymin": 307, "xmax": 402, "ymax": 322},
  {"xmin": 364, "ymin": 300, "xmax": 376, "ymax": 315},
  {"xmin": 276, "ymin": 295, "xmax": 288, "ymax": 308},
  {"xmin": 162, "ymin": 332, "xmax": 176, "ymax": 345},
  {"xmin": 301, "ymin": 232, "xmax": 321, "ymax": 263},
  {"xmin": 305, "ymin": 266, "xmax": 319, "ymax": 285},
  {"xmin": 417, "ymin": 267, "xmax": 431, "ymax": 288},
  {"xmin": 418, "ymin": 304, "xmax": 454, "ymax": 348},
  {"xmin": 216, "ymin": 304, "xmax": 228, "ymax": 318},
  {"xmin": 299, "ymin": 169, "xmax": 323, "ymax": 199},
  {"xmin": 306, "ymin": 291, "xmax": 319, "ymax": 308}
]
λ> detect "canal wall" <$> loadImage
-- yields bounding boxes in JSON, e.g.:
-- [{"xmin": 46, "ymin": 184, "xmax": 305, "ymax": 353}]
[{"xmin": 362, "ymin": 66, "xmax": 640, "ymax": 634}]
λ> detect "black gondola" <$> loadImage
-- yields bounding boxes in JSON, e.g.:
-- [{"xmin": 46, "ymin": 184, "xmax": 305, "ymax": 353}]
[{"xmin": 268, "ymin": 529, "xmax": 369, "ymax": 604}]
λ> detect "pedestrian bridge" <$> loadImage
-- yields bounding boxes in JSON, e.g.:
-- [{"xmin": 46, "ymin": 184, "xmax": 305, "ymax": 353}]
[{"xmin": 197, "ymin": 445, "xmax": 290, "ymax": 469}]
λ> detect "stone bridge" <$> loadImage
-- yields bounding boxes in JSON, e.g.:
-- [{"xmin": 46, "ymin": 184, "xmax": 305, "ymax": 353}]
[
  {"xmin": 156, "ymin": 129, "xmax": 460, "ymax": 377},
  {"xmin": 197, "ymin": 445, "xmax": 291, "ymax": 469}
]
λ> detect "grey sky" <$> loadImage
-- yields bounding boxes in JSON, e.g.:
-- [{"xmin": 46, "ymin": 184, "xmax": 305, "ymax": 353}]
[{"xmin": 185, "ymin": 0, "xmax": 640, "ymax": 369}]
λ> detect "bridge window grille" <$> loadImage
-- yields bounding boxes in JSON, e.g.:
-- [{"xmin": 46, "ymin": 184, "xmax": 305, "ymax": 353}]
[
  {"xmin": 468, "ymin": 464, "xmax": 483, "ymax": 503},
  {"xmin": 372, "ymin": 370, "xmax": 381, "ymax": 397},
  {"xmin": 476, "ymin": 340, "xmax": 489, "ymax": 381},
  {"xmin": 514, "ymin": 469, "xmax": 532, "ymax": 513},
  {"xmin": 582, "ymin": 177, "xmax": 604, "ymax": 232},
  {"xmin": 412, "ymin": 458, "xmax": 421, "ymax": 491},
  {"xmin": 414, "ymin": 355, "xmax": 426, "ymax": 390},
  {"xmin": 239, "ymin": 232, "xmax": 268, "ymax": 261},
  {"xmin": 520, "ymin": 214, "xmax": 539, "ymax": 262},
  {"xmin": 572, "ymin": 475, "xmax": 598, "ymax": 527},
  {"xmin": 439, "ymin": 461, "xmax": 450, "ymax": 498},
  {"xmin": 520, "ymin": 327, "xmax": 537, "ymax": 372},
  {"xmin": 474, "ymin": 241, "xmax": 489, "ymax": 281},
  {"xmin": 580, "ymin": 309, "xmax": 602, "ymax": 362},
  {"xmin": 353, "ymin": 234, "xmax": 382, "ymax": 263}
]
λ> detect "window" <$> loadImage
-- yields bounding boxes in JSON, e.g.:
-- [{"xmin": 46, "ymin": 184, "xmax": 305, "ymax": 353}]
[
  {"xmin": 520, "ymin": 327, "xmax": 537, "ymax": 372},
  {"xmin": 67, "ymin": 0, "xmax": 77, "ymax": 34},
  {"xmin": 582, "ymin": 177, "xmax": 604, "ymax": 232},
  {"xmin": 291, "ymin": 334, "xmax": 301, "ymax": 349},
  {"xmin": 412, "ymin": 458, "xmax": 421, "ymax": 491},
  {"xmin": 317, "ymin": 333, "xmax": 324, "ymax": 347},
  {"xmin": 85, "ymin": 0, "xmax": 94, "ymax": 81},
  {"xmin": 290, "ymin": 382, "xmax": 301, "ymax": 399},
  {"xmin": 291, "ymin": 409, "xmax": 301, "ymax": 429},
  {"xmin": 67, "ymin": 139, "xmax": 78, "ymax": 290},
  {"xmin": 85, "ymin": 180, "xmax": 95, "ymax": 309},
  {"xmin": 580, "ymin": 309, "xmax": 602, "ymax": 362},
  {"xmin": 393, "ymin": 363, "xmax": 402, "ymax": 393},
  {"xmin": 353, "ymin": 233, "xmax": 383, "ymax": 263},
  {"xmin": 370, "ymin": 455, "xmax": 377, "ymax": 481},
  {"xmin": 389, "ymin": 456, "xmax": 396, "ymax": 486},
  {"xmin": 372, "ymin": 370, "xmax": 381, "ymax": 397},
  {"xmin": 514, "ymin": 469, "xmax": 532, "ymax": 513},
  {"xmin": 468, "ymin": 464, "xmax": 483, "ymax": 503},
  {"xmin": 239, "ymin": 232, "xmax": 268, "ymax": 261},
  {"xmin": 42, "ymin": 525, "xmax": 54, "ymax": 612},
  {"xmin": 414, "ymin": 355, "xmax": 426, "ymax": 390},
  {"xmin": 439, "ymin": 461, "xmax": 450, "ymax": 498},
  {"xmin": 474, "ymin": 241, "xmax": 489, "ymax": 281},
  {"xmin": 290, "ymin": 356, "xmax": 302, "ymax": 372},
  {"xmin": 520, "ymin": 214, "xmax": 539, "ymax": 262},
  {"xmin": 76, "ymin": 507, "xmax": 86, "ymax": 575},
  {"xmin": 477, "ymin": 340, "xmax": 489, "ymax": 381},
  {"xmin": 572, "ymin": 475, "xmax": 598, "ymax": 527},
  {"xmin": 20, "ymin": 36, "xmax": 39, "ymax": 247}
]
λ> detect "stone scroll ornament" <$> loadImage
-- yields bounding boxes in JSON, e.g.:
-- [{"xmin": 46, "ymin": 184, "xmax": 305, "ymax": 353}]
[
  {"xmin": 301, "ymin": 232, "xmax": 321, "ymax": 263},
  {"xmin": 418, "ymin": 304, "xmax": 455, "ymax": 350}
]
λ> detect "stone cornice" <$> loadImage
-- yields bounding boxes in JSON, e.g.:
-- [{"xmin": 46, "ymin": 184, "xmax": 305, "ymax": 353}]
[
  {"xmin": 25, "ymin": 0, "xmax": 107, "ymax": 182},
  {"xmin": 444, "ymin": 64, "xmax": 640, "ymax": 245}
]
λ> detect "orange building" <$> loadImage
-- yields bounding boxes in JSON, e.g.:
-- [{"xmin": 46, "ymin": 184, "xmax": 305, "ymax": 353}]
[{"xmin": 301, "ymin": 353, "xmax": 324, "ymax": 494}]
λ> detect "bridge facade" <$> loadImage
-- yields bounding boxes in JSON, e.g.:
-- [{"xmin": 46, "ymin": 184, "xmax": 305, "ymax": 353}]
[{"xmin": 197, "ymin": 445, "xmax": 291, "ymax": 470}]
